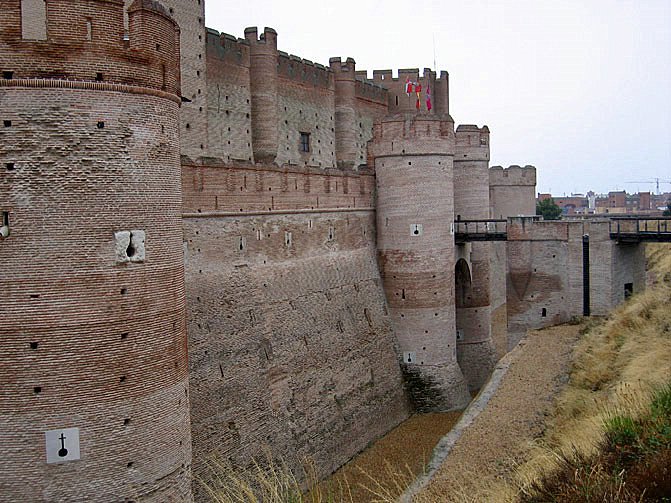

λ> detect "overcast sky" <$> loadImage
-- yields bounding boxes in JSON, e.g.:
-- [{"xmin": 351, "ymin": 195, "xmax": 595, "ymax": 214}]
[{"xmin": 205, "ymin": 0, "xmax": 671, "ymax": 197}]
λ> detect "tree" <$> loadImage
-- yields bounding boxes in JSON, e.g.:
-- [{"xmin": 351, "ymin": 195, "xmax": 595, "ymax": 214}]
[
  {"xmin": 664, "ymin": 200, "xmax": 671, "ymax": 217},
  {"xmin": 536, "ymin": 197, "xmax": 562, "ymax": 220}
]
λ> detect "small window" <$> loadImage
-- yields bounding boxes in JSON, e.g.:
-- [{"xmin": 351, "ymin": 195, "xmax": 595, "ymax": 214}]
[{"xmin": 299, "ymin": 132, "xmax": 310, "ymax": 153}]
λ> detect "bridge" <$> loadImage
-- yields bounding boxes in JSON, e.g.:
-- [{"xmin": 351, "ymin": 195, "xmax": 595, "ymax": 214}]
[
  {"xmin": 455, "ymin": 217, "xmax": 671, "ymax": 243},
  {"xmin": 609, "ymin": 217, "xmax": 671, "ymax": 243},
  {"xmin": 454, "ymin": 219, "xmax": 507, "ymax": 243}
]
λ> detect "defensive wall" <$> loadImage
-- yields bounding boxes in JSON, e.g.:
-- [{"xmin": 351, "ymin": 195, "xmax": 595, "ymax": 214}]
[
  {"xmin": 1, "ymin": 1, "xmax": 192, "ymax": 501},
  {"xmin": 180, "ymin": 23, "xmax": 500, "ymax": 486},
  {"xmin": 181, "ymin": 26, "xmax": 414, "ymax": 488},
  {"xmin": 506, "ymin": 217, "xmax": 646, "ymax": 348}
]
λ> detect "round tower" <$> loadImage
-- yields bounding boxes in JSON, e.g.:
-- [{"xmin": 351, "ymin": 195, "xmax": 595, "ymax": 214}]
[
  {"xmin": 453, "ymin": 124, "xmax": 498, "ymax": 390},
  {"xmin": 0, "ymin": 1, "xmax": 192, "ymax": 501},
  {"xmin": 329, "ymin": 57, "xmax": 357, "ymax": 170},
  {"xmin": 245, "ymin": 26, "xmax": 279, "ymax": 164},
  {"xmin": 370, "ymin": 113, "xmax": 471, "ymax": 411}
]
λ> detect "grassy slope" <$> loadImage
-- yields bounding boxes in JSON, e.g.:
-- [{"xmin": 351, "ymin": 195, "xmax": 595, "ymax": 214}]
[{"xmin": 510, "ymin": 243, "xmax": 671, "ymax": 501}]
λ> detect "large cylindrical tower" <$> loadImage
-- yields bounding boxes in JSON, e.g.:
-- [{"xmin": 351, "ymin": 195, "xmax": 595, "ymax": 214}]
[
  {"xmin": 454, "ymin": 125, "xmax": 498, "ymax": 390},
  {"xmin": 245, "ymin": 26, "xmax": 279, "ymax": 164},
  {"xmin": 0, "ymin": 1, "xmax": 192, "ymax": 501},
  {"xmin": 371, "ymin": 113, "xmax": 470, "ymax": 411}
]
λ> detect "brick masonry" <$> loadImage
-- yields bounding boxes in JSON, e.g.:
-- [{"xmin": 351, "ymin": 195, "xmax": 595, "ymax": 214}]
[{"xmin": 184, "ymin": 210, "xmax": 410, "ymax": 491}]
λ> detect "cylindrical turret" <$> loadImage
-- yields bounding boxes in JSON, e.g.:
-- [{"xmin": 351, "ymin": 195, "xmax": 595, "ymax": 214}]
[
  {"xmin": 453, "ymin": 124, "xmax": 497, "ymax": 389},
  {"xmin": 329, "ymin": 57, "xmax": 357, "ymax": 169},
  {"xmin": 371, "ymin": 113, "xmax": 470, "ymax": 411},
  {"xmin": 245, "ymin": 26, "xmax": 279, "ymax": 164},
  {"xmin": 0, "ymin": 1, "xmax": 192, "ymax": 501}
]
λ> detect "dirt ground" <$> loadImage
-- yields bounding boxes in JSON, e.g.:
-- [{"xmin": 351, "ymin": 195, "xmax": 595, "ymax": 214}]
[
  {"xmin": 414, "ymin": 324, "xmax": 582, "ymax": 502},
  {"xmin": 316, "ymin": 324, "xmax": 581, "ymax": 502}
]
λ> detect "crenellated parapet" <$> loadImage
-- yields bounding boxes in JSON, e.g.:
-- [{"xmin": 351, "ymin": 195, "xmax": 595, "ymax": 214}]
[
  {"xmin": 489, "ymin": 165, "xmax": 538, "ymax": 218},
  {"xmin": 357, "ymin": 67, "xmax": 449, "ymax": 115},
  {"xmin": 0, "ymin": 0, "xmax": 180, "ymax": 98},
  {"xmin": 455, "ymin": 124, "xmax": 490, "ymax": 162},
  {"xmin": 279, "ymin": 53, "xmax": 332, "ymax": 88},
  {"xmin": 207, "ymin": 29, "xmax": 250, "ymax": 66},
  {"xmin": 489, "ymin": 164, "xmax": 537, "ymax": 186},
  {"xmin": 367, "ymin": 113, "xmax": 455, "ymax": 164}
]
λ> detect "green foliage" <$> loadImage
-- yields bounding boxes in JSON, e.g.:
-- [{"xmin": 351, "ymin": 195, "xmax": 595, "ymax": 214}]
[{"xmin": 536, "ymin": 197, "xmax": 562, "ymax": 220}]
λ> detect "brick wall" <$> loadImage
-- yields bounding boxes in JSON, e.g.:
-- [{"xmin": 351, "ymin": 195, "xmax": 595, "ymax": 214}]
[
  {"xmin": 489, "ymin": 165, "xmax": 537, "ymax": 218},
  {"xmin": 184, "ymin": 211, "xmax": 410, "ymax": 490},
  {"xmin": 506, "ymin": 218, "xmax": 583, "ymax": 347},
  {"xmin": 205, "ymin": 29, "xmax": 253, "ymax": 162},
  {"xmin": 181, "ymin": 163, "xmax": 375, "ymax": 214},
  {"xmin": 154, "ymin": 0, "xmax": 208, "ymax": 160},
  {"xmin": 453, "ymin": 125, "xmax": 497, "ymax": 390}
]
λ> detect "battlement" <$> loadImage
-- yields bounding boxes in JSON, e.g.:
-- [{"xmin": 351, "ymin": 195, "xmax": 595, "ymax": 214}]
[
  {"xmin": 355, "ymin": 67, "xmax": 449, "ymax": 115},
  {"xmin": 0, "ymin": 0, "xmax": 180, "ymax": 96},
  {"xmin": 206, "ymin": 28, "xmax": 250, "ymax": 66},
  {"xmin": 455, "ymin": 124, "xmax": 490, "ymax": 147},
  {"xmin": 489, "ymin": 165, "xmax": 537, "ymax": 186},
  {"xmin": 279, "ymin": 52, "xmax": 331, "ymax": 87},
  {"xmin": 368, "ymin": 114, "xmax": 455, "ymax": 159},
  {"xmin": 244, "ymin": 26, "xmax": 277, "ymax": 48},
  {"xmin": 354, "ymin": 79, "xmax": 387, "ymax": 104}
]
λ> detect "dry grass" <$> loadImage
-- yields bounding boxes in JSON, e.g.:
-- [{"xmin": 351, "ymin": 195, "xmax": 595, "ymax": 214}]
[
  {"xmin": 317, "ymin": 411, "xmax": 462, "ymax": 503},
  {"xmin": 201, "ymin": 412, "xmax": 462, "ymax": 503},
  {"xmin": 504, "ymin": 243, "xmax": 671, "ymax": 501}
]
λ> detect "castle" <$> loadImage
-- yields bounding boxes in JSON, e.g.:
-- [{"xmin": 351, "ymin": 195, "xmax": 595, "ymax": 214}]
[{"xmin": 0, "ymin": 1, "xmax": 647, "ymax": 501}]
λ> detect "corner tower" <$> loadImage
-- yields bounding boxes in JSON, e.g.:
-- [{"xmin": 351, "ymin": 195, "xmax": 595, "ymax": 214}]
[
  {"xmin": 370, "ymin": 113, "xmax": 471, "ymax": 411},
  {"xmin": 0, "ymin": 1, "xmax": 192, "ymax": 500}
]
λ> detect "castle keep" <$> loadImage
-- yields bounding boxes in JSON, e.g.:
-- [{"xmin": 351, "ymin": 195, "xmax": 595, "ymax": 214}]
[{"xmin": 1, "ymin": 1, "xmax": 648, "ymax": 501}]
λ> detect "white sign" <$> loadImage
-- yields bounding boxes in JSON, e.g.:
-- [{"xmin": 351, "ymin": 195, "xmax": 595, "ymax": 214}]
[{"xmin": 45, "ymin": 428, "xmax": 80, "ymax": 464}]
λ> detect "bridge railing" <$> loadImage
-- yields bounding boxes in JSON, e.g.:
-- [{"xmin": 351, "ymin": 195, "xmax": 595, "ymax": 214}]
[
  {"xmin": 609, "ymin": 217, "xmax": 671, "ymax": 242},
  {"xmin": 454, "ymin": 219, "xmax": 507, "ymax": 242}
]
